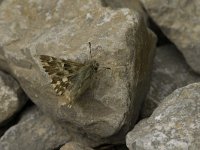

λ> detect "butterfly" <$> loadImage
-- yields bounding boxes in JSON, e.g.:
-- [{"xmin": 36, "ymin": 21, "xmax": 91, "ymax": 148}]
[{"xmin": 39, "ymin": 42, "xmax": 100, "ymax": 107}]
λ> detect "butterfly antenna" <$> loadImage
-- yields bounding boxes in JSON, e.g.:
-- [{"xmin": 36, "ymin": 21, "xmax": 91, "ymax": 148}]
[
  {"xmin": 102, "ymin": 67, "xmax": 111, "ymax": 70},
  {"xmin": 99, "ymin": 66, "xmax": 111, "ymax": 71},
  {"xmin": 89, "ymin": 42, "xmax": 92, "ymax": 59}
]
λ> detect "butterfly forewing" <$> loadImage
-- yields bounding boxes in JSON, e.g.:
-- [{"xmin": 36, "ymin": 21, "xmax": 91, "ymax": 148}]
[{"xmin": 40, "ymin": 55, "xmax": 85, "ymax": 95}]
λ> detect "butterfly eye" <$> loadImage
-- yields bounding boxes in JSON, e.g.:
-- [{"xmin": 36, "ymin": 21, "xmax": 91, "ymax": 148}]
[
  {"xmin": 94, "ymin": 63, "xmax": 99, "ymax": 71},
  {"xmin": 92, "ymin": 62, "xmax": 99, "ymax": 71},
  {"xmin": 64, "ymin": 63, "xmax": 70, "ymax": 68}
]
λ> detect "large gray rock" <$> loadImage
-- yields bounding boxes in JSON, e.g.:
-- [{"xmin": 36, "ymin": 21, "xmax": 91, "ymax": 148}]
[
  {"xmin": 60, "ymin": 142, "xmax": 93, "ymax": 150},
  {"xmin": 101, "ymin": 0, "xmax": 148, "ymax": 24},
  {"xmin": 65, "ymin": 144, "xmax": 128, "ymax": 150},
  {"xmin": 141, "ymin": 0, "xmax": 200, "ymax": 74},
  {"xmin": 126, "ymin": 83, "xmax": 200, "ymax": 150},
  {"xmin": 141, "ymin": 45, "xmax": 200, "ymax": 118},
  {"xmin": 0, "ymin": 0, "xmax": 156, "ymax": 143},
  {"xmin": 0, "ymin": 71, "xmax": 27, "ymax": 125},
  {"xmin": 0, "ymin": 106, "xmax": 97, "ymax": 150}
]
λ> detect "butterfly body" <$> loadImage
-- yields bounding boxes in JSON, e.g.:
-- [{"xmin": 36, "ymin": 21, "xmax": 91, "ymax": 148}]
[{"xmin": 39, "ymin": 55, "xmax": 99, "ymax": 106}]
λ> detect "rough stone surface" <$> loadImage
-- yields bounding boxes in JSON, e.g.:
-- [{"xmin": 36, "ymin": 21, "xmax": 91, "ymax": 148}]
[
  {"xmin": 0, "ymin": 106, "xmax": 99, "ymax": 150},
  {"xmin": 60, "ymin": 142, "xmax": 93, "ymax": 150},
  {"xmin": 0, "ymin": 0, "xmax": 156, "ymax": 143},
  {"xmin": 141, "ymin": 0, "xmax": 200, "ymax": 74},
  {"xmin": 0, "ymin": 71, "xmax": 27, "ymax": 125},
  {"xmin": 101, "ymin": 0, "xmax": 148, "ymax": 24},
  {"xmin": 141, "ymin": 45, "xmax": 200, "ymax": 118},
  {"xmin": 126, "ymin": 83, "xmax": 200, "ymax": 150}
]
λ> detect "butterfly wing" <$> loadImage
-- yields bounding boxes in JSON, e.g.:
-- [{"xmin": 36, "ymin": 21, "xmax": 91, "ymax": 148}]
[{"xmin": 39, "ymin": 55, "xmax": 85, "ymax": 96}]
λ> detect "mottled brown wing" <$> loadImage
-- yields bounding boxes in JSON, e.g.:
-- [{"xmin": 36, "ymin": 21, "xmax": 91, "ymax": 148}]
[{"xmin": 39, "ymin": 55, "xmax": 85, "ymax": 95}]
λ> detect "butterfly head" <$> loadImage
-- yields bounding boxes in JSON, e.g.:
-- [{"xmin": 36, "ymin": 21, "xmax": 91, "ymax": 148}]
[{"xmin": 91, "ymin": 60, "xmax": 99, "ymax": 72}]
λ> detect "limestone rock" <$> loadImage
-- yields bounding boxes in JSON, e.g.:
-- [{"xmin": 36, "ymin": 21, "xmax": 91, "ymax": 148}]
[
  {"xmin": 60, "ymin": 142, "xmax": 93, "ymax": 150},
  {"xmin": 141, "ymin": 45, "xmax": 200, "ymax": 118},
  {"xmin": 101, "ymin": 0, "xmax": 148, "ymax": 24},
  {"xmin": 0, "ymin": 71, "xmax": 27, "ymax": 125},
  {"xmin": 0, "ymin": 0, "xmax": 156, "ymax": 143},
  {"xmin": 126, "ymin": 83, "xmax": 200, "ymax": 150},
  {"xmin": 0, "ymin": 106, "xmax": 98, "ymax": 150},
  {"xmin": 141, "ymin": 0, "xmax": 200, "ymax": 74}
]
